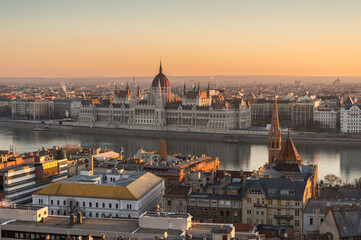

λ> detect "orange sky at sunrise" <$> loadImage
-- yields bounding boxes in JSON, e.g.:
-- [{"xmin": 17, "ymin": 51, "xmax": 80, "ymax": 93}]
[{"xmin": 1, "ymin": 0, "xmax": 361, "ymax": 77}]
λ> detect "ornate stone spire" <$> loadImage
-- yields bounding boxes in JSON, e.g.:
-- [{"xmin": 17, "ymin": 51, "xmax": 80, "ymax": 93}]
[{"xmin": 268, "ymin": 98, "xmax": 282, "ymax": 164}]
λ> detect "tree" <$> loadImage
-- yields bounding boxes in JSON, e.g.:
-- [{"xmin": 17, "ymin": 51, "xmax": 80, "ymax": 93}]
[
  {"xmin": 354, "ymin": 177, "xmax": 361, "ymax": 189},
  {"xmin": 62, "ymin": 198, "xmax": 84, "ymax": 215},
  {"xmin": 159, "ymin": 139, "xmax": 167, "ymax": 161},
  {"xmin": 324, "ymin": 174, "xmax": 343, "ymax": 186}
]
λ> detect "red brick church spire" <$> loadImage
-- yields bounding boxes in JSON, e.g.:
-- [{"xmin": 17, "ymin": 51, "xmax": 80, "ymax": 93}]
[{"xmin": 268, "ymin": 98, "xmax": 282, "ymax": 164}]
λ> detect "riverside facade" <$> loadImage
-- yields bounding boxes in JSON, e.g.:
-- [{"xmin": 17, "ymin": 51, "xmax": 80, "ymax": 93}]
[{"xmin": 78, "ymin": 63, "xmax": 252, "ymax": 132}]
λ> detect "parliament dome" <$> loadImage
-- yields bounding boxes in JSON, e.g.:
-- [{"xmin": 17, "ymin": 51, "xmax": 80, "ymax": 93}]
[{"xmin": 151, "ymin": 62, "xmax": 170, "ymax": 88}]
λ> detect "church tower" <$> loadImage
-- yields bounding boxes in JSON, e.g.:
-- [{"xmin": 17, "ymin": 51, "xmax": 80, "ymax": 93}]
[{"xmin": 268, "ymin": 99, "xmax": 282, "ymax": 164}]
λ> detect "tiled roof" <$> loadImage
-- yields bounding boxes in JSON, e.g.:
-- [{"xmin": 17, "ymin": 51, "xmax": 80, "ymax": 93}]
[
  {"xmin": 276, "ymin": 137, "xmax": 302, "ymax": 162},
  {"xmin": 242, "ymin": 177, "xmax": 307, "ymax": 200},
  {"xmin": 332, "ymin": 208, "xmax": 361, "ymax": 237},
  {"xmin": 34, "ymin": 172, "xmax": 163, "ymax": 200}
]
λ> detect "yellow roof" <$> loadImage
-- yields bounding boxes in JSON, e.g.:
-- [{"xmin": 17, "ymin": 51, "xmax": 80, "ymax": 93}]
[{"xmin": 35, "ymin": 172, "xmax": 163, "ymax": 200}]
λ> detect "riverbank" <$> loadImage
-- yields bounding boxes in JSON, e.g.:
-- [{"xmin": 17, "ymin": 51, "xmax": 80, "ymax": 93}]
[{"xmin": 2, "ymin": 119, "xmax": 361, "ymax": 144}]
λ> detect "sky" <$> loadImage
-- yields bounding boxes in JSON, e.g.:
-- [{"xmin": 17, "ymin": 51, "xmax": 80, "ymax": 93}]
[{"xmin": 1, "ymin": 0, "xmax": 361, "ymax": 78}]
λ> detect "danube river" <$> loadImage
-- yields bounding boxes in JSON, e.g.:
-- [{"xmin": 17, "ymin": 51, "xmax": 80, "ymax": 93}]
[{"xmin": 0, "ymin": 124, "xmax": 360, "ymax": 183}]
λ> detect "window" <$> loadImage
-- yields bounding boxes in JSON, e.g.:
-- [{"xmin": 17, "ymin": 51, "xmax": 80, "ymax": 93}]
[
  {"xmin": 102, "ymin": 203, "xmax": 105, "ymax": 208},
  {"xmin": 234, "ymin": 211, "xmax": 238, "ymax": 217},
  {"xmin": 190, "ymin": 199, "xmax": 195, "ymax": 204},
  {"xmin": 234, "ymin": 201, "xmax": 239, "ymax": 206},
  {"xmin": 83, "ymin": 202, "xmax": 85, "ymax": 207},
  {"xmin": 109, "ymin": 203, "xmax": 112, "ymax": 208},
  {"xmin": 286, "ymin": 201, "xmax": 290, "ymax": 206},
  {"xmin": 96, "ymin": 202, "xmax": 99, "ymax": 208},
  {"xmin": 127, "ymin": 204, "xmax": 132, "ymax": 210},
  {"xmin": 51, "ymin": 200, "xmax": 53, "ymax": 205},
  {"xmin": 261, "ymin": 210, "xmax": 264, "ymax": 215},
  {"xmin": 220, "ymin": 210, "xmax": 224, "ymax": 216},
  {"xmin": 220, "ymin": 200, "xmax": 225, "ymax": 205},
  {"xmin": 295, "ymin": 201, "xmax": 300, "ymax": 206},
  {"xmin": 38, "ymin": 199, "xmax": 43, "ymax": 204},
  {"xmin": 295, "ymin": 220, "xmax": 300, "ymax": 226},
  {"xmin": 256, "ymin": 209, "xmax": 259, "ymax": 215},
  {"xmin": 268, "ymin": 189, "xmax": 277, "ymax": 195},
  {"xmin": 116, "ymin": 204, "xmax": 119, "ymax": 209},
  {"xmin": 226, "ymin": 201, "xmax": 231, "ymax": 206},
  {"xmin": 247, "ymin": 198, "xmax": 251, "ymax": 203},
  {"xmin": 63, "ymin": 201, "xmax": 66, "ymax": 206},
  {"xmin": 167, "ymin": 200, "xmax": 172, "ymax": 206},
  {"xmin": 226, "ymin": 211, "xmax": 230, "ymax": 217},
  {"xmin": 89, "ymin": 202, "xmax": 92, "ymax": 207},
  {"xmin": 247, "ymin": 209, "xmax": 252, "ymax": 214},
  {"xmin": 277, "ymin": 209, "xmax": 281, "ymax": 215},
  {"xmin": 286, "ymin": 210, "xmax": 290, "ymax": 216},
  {"xmin": 310, "ymin": 217, "xmax": 313, "ymax": 225},
  {"xmin": 295, "ymin": 210, "xmax": 300, "ymax": 216},
  {"xmin": 96, "ymin": 213, "xmax": 99, "ymax": 218},
  {"xmin": 57, "ymin": 200, "xmax": 60, "ymax": 205}
]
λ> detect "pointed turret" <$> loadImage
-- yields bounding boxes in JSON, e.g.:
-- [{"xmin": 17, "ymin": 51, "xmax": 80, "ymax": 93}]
[
  {"xmin": 268, "ymin": 98, "xmax": 282, "ymax": 164},
  {"xmin": 183, "ymin": 82, "xmax": 187, "ymax": 95}
]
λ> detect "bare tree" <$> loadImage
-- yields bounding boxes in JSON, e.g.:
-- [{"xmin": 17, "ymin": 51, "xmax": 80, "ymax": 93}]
[
  {"xmin": 62, "ymin": 198, "xmax": 85, "ymax": 215},
  {"xmin": 354, "ymin": 177, "xmax": 361, "ymax": 189},
  {"xmin": 324, "ymin": 174, "xmax": 343, "ymax": 186}
]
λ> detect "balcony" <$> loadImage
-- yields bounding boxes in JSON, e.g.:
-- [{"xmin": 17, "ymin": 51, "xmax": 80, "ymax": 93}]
[
  {"xmin": 274, "ymin": 214, "xmax": 293, "ymax": 219},
  {"xmin": 254, "ymin": 203, "xmax": 267, "ymax": 208}
]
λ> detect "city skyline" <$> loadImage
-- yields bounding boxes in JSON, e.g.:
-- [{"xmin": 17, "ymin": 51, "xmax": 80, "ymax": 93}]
[{"xmin": 1, "ymin": 0, "xmax": 361, "ymax": 77}]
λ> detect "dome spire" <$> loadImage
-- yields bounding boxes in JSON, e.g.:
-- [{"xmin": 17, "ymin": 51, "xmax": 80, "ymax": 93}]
[{"xmin": 159, "ymin": 59, "xmax": 163, "ymax": 73}]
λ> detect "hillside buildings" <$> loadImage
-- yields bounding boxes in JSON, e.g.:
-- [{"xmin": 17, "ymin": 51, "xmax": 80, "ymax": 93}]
[
  {"xmin": 33, "ymin": 169, "xmax": 165, "ymax": 218},
  {"xmin": 78, "ymin": 63, "xmax": 252, "ymax": 132}
]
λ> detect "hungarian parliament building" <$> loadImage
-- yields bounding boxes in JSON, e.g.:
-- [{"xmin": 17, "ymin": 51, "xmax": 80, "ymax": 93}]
[{"xmin": 78, "ymin": 64, "xmax": 251, "ymax": 132}]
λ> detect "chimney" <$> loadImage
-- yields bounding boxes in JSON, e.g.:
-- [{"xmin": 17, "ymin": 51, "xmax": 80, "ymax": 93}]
[
  {"xmin": 77, "ymin": 212, "xmax": 83, "ymax": 224},
  {"xmin": 70, "ymin": 213, "xmax": 75, "ymax": 224}
]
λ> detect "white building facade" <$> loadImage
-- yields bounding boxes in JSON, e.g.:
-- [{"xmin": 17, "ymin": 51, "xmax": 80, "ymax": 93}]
[
  {"xmin": 340, "ymin": 96, "xmax": 361, "ymax": 133},
  {"xmin": 313, "ymin": 107, "xmax": 339, "ymax": 129},
  {"xmin": 32, "ymin": 170, "xmax": 165, "ymax": 218},
  {"xmin": 78, "ymin": 64, "xmax": 252, "ymax": 132}
]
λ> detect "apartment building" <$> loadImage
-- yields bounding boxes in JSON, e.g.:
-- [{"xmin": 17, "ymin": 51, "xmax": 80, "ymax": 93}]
[
  {"xmin": 11, "ymin": 99, "xmax": 54, "ymax": 119},
  {"xmin": 0, "ymin": 154, "xmax": 68, "ymax": 204},
  {"xmin": 33, "ymin": 170, "xmax": 165, "ymax": 218},
  {"xmin": 340, "ymin": 96, "xmax": 361, "ymax": 133},
  {"xmin": 291, "ymin": 100, "xmax": 319, "ymax": 128},
  {"xmin": 250, "ymin": 99, "xmax": 294, "ymax": 121},
  {"xmin": 314, "ymin": 107, "xmax": 339, "ymax": 129}
]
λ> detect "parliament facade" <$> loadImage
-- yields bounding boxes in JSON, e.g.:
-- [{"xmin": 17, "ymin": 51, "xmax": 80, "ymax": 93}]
[{"xmin": 78, "ymin": 63, "xmax": 251, "ymax": 132}]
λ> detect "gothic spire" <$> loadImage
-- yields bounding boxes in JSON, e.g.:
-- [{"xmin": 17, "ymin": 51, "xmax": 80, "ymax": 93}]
[{"xmin": 268, "ymin": 98, "xmax": 282, "ymax": 164}]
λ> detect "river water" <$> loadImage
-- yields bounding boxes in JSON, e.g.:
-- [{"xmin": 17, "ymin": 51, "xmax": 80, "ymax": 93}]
[{"xmin": 0, "ymin": 124, "xmax": 360, "ymax": 183}]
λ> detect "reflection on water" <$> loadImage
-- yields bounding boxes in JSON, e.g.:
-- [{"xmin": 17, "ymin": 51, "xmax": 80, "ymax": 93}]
[{"xmin": 0, "ymin": 124, "xmax": 360, "ymax": 182}]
